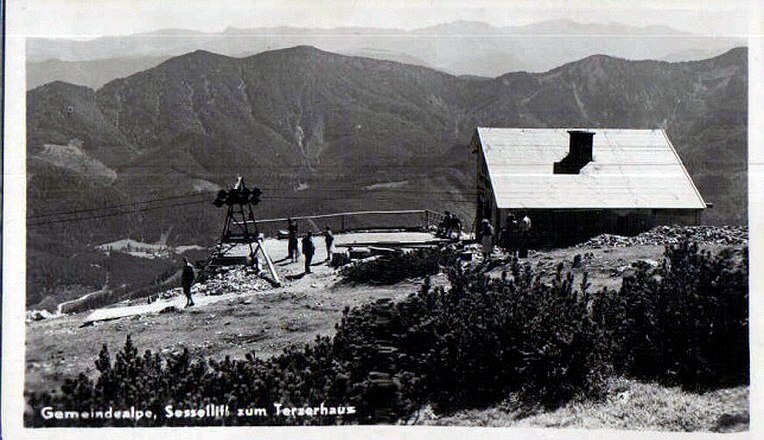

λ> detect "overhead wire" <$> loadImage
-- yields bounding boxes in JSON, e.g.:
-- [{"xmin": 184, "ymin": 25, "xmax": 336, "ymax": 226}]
[
  {"xmin": 27, "ymin": 192, "xmax": 477, "ymax": 227},
  {"xmin": 27, "ymin": 198, "xmax": 210, "ymax": 227},
  {"xmin": 28, "ymin": 185, "xmax": 478, "ymax": 221},
  {"xmin": 26, "ymin": 191, "xmax": 215, "ymax": 220}
]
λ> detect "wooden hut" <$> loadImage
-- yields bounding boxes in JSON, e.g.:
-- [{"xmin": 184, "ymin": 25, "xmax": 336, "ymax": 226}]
[{"xmin": 472, "ymin": 128, "xmax": 707, "ymax": 245}]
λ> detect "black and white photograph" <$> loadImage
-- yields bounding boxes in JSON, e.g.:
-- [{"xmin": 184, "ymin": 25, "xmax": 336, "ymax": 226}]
[{"xmin": 2, "ymin": 0, "xmax": 762, "ymax": 438}]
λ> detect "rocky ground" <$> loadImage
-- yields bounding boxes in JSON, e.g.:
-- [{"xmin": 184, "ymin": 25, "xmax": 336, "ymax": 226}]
[{"xmin": 574, "ymin": 225, "xmax": 748, "ymax": 248}]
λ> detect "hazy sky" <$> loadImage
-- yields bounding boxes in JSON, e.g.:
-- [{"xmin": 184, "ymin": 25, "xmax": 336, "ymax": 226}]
[{"xmin": 14, "ymin": 0, "xmax": 752, "ymax": 39}]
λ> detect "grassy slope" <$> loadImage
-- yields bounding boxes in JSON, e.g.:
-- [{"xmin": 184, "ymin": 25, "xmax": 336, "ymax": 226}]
[{"xmin": 421, "ymin": 378, "xmax": 748, "ymax": 432}]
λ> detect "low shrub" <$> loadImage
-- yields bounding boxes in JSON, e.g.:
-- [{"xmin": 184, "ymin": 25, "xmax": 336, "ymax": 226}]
[
  {"xmin": 382, "ymin": 262, "xmax": 612, "ymax": 412},
  {"xmin": 27, "ymin": 335, "xmax": 357, "ymax": 427},
  {"xmin": 605, "ymin": 241, "xmax": 749, "ymax": 388}
]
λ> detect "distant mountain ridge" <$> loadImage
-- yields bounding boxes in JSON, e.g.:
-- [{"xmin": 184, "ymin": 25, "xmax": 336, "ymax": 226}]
[
  {"xmin": 27, "ymin": 45, "xmax": 747, "ymax": 229},
  {"xmin": 27, "ymin": 19, "xmax": 743, "ymax": 89}
]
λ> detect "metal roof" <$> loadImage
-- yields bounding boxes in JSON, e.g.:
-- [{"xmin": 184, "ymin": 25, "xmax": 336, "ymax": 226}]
[{"xmin": 476, "ymin": 128, "xmax": 706, "ymax": 210}]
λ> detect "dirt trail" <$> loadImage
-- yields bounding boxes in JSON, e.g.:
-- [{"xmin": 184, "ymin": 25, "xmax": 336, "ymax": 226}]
[{"xmin": 25, "ymin": 252, "xmax": 419, "ymax": 395}]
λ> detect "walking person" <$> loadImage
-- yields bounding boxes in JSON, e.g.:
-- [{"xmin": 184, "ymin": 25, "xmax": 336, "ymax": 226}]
[
  {"xmin": 480, "ymin": 219, "xmax": 495, "ymax": 261},
  {"xmin": 324, "ymin": 226, "xmax": 334, "ymax": 263},
  {"xmin": 302, "ymin": 231, "xmax": 316, "ymax": 274},
  {"xmin": 287, "ymin": 218, "xmax": 299, "ymax": 263},
  {"xmin": 181, "ymin": 257, "xmax": 195, "ymax": 308}
]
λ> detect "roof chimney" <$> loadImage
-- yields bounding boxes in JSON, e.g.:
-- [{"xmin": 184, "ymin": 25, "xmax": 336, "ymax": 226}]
[{"xmin": 554, "ymin": 130, "xmax": 594, "ymax": 174}]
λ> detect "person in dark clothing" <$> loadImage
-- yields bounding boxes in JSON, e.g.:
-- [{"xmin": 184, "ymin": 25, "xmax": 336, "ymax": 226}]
[
  {"xmin": 518, "ymin": 211, "xmax": 532, "ymax": 258},
  {"xmin": 324, "ymin": 226, "xmax": 334, "ymax": 263},
  {"xmin": 480, "ymin": 219, "xmax": 495, "ymax": 260},
  {"xmin": 451, "ymin": 214, "xmax": 462, "ymax": 240},
  {"xmin": 502, "ymin": 213, "xmax": 518, "ymax": 257},
  {"xmin": 287, "ymin": 218, "xmax": 299, "ymax": 262},
  {"xmin": 437, "ymin": 211, "xmax": 452, "ymax": 238},
  {"xmin": 181, "ymin": 257, "xmax": 195, "ymax": 308},
  {"xmin": 444, "ymin": 212, "xmax": 461, "ymax": 240},
  {"xmin": 302, "ymin": 231, "xmax": 316, "ymax": 274},
  {"xmin": 498, "ymin": 214, "xmax": 508, "ymax": 250}
]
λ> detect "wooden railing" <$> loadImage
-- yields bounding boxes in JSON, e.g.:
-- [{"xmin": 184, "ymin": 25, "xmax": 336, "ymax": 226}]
[{"xmin": 254, "ymin": 209, "xmax": 444, "ymax": 236}]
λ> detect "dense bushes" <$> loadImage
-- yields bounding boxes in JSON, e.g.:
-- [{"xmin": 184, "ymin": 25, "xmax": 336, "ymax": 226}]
[
  {"xmin": 372, "ymin": 263, "xmax": 612, "ymax": 411},
  {"xmin": 27, "ymin": 239, "xmax": 749, "ymax": 426},
  {"xmin": 603, "ymin": 241, "xmax": 749, "ymax": 388}
]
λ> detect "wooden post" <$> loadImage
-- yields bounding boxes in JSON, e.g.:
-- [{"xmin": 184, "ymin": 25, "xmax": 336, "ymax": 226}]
[{"xmin": 256, "ymin": 237, "xmax": 282, "ymax": 287}]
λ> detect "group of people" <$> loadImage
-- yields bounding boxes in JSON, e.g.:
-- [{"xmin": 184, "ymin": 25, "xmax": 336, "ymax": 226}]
[
  {"xmin": 501, "ymin": 212, "xmax": 532, "ymax": 258},
  {"xmin": 178, "ymin": 219, "xmax": 335, "ymax": 308},
  {"xmin": 177, "ymin": 212, "xmax": 531, "ymax": 308},
  {"xmin": 437, "ymin": 211, "xmax": 463, "ymax": 240},
  {"xmin": 287, "ymin": 218, "xmax": 334, "ymax": 275},
  {"xmin": 478, "ymin": 211, "xmax": 532, "ymax": 260}
]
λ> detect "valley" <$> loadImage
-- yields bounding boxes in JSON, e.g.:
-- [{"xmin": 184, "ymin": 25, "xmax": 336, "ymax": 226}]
[{"xmin": 25, "ymin": 45, "xmax": 747, "ymax": 318}]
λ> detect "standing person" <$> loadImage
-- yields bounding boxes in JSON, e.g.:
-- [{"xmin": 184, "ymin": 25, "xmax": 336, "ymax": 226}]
[
  {"xmin": 506, "ymin": 213, "xmax": 520, "ymax": 257},
  {"xmin": 443, "ymin": 212, "xmax": 458, "ymax": 239},
  {"xmin": 324, "ymin": 226, "xmax": 335, "ymax": 263},
  {"xmin": 450, "ymin": 213, "xmax": 462, "ymax": 240},
  {"xmin": 518, "ymin": 211, "xmax": 532, "ymax": 258},
  {"xmin": 287, "ymin": 218, "xmax": 299, "ymax": 263},
  {"xmin": 181, "ymin": 257, "xmax": 195, "ymax": 308},
  {"xmin": 302, "ymin": 231, "xmax": 316, "ymax": 274},
  {"xmin": 438, "ymin": 211, "xmax": 451, "ymax": 238},
  {"xmin": 496, "ymin": 213, "xmax": 512, "ymax": 253},
  {"xmin": 480, "ymin": 219, "xmax": 495, "ymax": 261}
]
